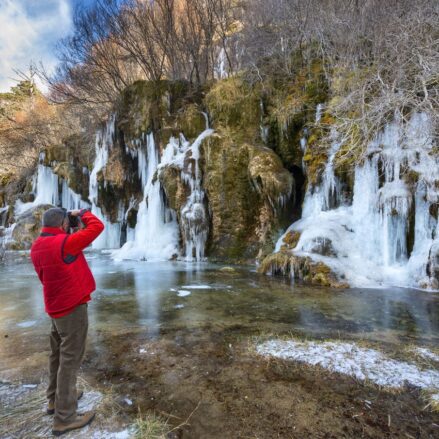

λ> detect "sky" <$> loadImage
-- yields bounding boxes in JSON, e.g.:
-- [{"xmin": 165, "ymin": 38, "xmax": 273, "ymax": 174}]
[{"xmin": 0, "ymin": 0, "xmax": 97, "ymax": 92}]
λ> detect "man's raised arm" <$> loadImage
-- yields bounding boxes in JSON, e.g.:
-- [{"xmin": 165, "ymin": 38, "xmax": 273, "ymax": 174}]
[{"xmin": 63, "ymin": 209, "xmax": 104, "ymax": 256}]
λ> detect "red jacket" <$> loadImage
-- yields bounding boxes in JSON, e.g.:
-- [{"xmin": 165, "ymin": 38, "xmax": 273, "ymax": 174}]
[{"xmin": 31, "ymin": 211, "xmax": 104, "ymax": 318}]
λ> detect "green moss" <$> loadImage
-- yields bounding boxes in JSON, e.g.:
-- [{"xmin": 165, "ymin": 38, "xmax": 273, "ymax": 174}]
[
  {"xmin": 263, "ymin": 58, "xmax": 329, "ymax": 170},
  {"xmin": 257, "ymin": 251, "xmax": 290, "ymax": 275},
  {"xmin": 404, "ymin": 170, "xmax": 420, "ymax": 187},
  {"xmin": 117, "ymin": 79, "xmax": 194, "ymax": 142},
  {"xmin": 0, "ymin": 172, "xmax": 13, "ymax": 187},
  {"xmin": 280, "ymin": 230, "xmax": 301, "ymax": 251},
  {"xmin": 159, "ymin": 165, "xmax": 190, "ymax": 212},
  {"xmin": 205, "ymin": 77, "xmax": 261, "ymax": 140},
  {"xmin": 429, "ymin": 203, "xmax": 438, "ymax": 219},
  {"xmin": 202, "ymin": 130, "xmax": 261, "ymax": 259},
  {"xmin": 175, "ymin": 104, "xmax": 206, "ymax": 141},
  {"xmin": 248, "ymin": 146, "xmax": 293, "ymax": 202},
  {"xmin": 258, "ymin": 251, "xmax": 347, "ymax": 288},
  {"xmin": 303, "ymin": 130, "xmax": 328, "ymax": 186},
  {"xmin": 126, "ymin": 208, "xmax": 138, "ymax": 229},
  {"xmin": 200, "ymin": 127, "xmax": 293, "ymax": 261}
]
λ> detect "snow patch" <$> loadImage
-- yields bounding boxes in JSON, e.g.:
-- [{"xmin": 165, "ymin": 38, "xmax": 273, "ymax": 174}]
[
  {"xmin": 257, "ymin": 340, "xmax": 439, "ymax": 391},
  {"xmin": 17, "ymin": 320, "xmax": 36, "ymax": 328},
  {"xmin": 177, "ymin": 290, "xmax": 191, "ymax": 297},
  {"xmin": 90, "ymin": 430, "xmax": 131, "ymax": 439},
  {"xmin": 413, "ymin": 347, "xmax": 439, "ymax": 362},
  {"xmin": 77, "ymin": 390, "xmax": 103, "ymax": 412}
]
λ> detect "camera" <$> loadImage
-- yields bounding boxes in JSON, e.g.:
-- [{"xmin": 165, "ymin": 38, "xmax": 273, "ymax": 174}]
[{"xmin": 67, "ymin": 212, "xmax": 79, "ymax": 228}]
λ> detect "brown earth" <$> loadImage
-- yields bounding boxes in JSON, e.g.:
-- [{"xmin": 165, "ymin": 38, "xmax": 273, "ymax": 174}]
[{"xmin": 80, "ymin": 325, "xmax": 439, "ymax": 439}]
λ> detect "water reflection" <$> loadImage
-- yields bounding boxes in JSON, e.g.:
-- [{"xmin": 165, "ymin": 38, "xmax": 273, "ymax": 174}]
[{"xmin": 0, "ymin": 254, "xmax": 438, "ymax": 355}]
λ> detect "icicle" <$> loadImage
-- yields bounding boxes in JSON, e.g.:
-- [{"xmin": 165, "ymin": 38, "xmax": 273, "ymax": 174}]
[
  {"xmin": 156, "ymin": 128, "xmax": 214, "ymax": 261},
  {"xmin": 61, "ymin": 180, "xmax": 89, "ymax": 211},
  {"xmin": 88, "ymin": 114, "xmax": 122, "ymax": 249},
  {"xmin": 275, "ymin": 112, "xmax": 439, "ymax": 290},
  {"xmin": 15, "ymin": 164, "xmax": 59, "ymax": 214},
  {"xmin": 113, "ymin": 133, "xmax": 180, "ymax": 261}
]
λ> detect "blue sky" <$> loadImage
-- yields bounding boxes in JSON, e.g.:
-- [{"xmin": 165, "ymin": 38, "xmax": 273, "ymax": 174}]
[{"xmin": 0, "ymin": 0, "xmax": 98, "ymax": 92}]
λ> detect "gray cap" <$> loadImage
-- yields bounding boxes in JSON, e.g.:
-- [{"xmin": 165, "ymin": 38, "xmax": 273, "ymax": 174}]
[{"xmin": 42, "ymin": 207, "xmax": 66, "ymax": 227}]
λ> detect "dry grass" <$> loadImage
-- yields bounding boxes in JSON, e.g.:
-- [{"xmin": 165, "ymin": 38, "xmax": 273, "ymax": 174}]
[
  {"xmin": 0, "ymin": 377, "xmax": 130, "ymax": 438},
  {"xmin": 133, "ymin": 411, "xmax": 170, "ymax": 439}
]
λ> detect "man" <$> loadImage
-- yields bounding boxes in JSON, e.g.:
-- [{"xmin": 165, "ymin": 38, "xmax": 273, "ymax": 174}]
[{"xmin": 31, "ymin": 207, "xmax": 104, "ymax": 436}]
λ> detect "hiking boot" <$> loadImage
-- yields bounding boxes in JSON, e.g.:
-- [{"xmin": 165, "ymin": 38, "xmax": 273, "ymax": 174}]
[
  {"xmin": 52, "ymin": 411, "xmax": 95, "ymax": 436},
  {"xmin": 47, "ymin": 391, "xmax": 84, "ymax": 415}
]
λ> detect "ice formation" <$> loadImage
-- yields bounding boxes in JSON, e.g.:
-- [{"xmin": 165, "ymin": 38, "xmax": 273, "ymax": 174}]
[
  {"xmin": 158, "ymin": 128, "xmax": 214, "ymax": 261},
  {"xmin": 113, "ymin": 131, "xmax": 180, "ymax": 260},
  {"xmin": 276, "ymin": 112, "xmax": 439, "ymax": 290}
]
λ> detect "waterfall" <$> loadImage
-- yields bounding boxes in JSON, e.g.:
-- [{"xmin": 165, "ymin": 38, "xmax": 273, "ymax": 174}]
[
  {"xmin": 302, "ymin": 130, "xmax": 342, "ymax": 218},
  {"xmin": 88, "ymin": 114, "xmax": 123, "ymax": 249},
  {"xmin": 14, "ymin": 152, "xmax": 90, "ymax": 216},
  {"xmin": 15, "ymin": 154, "xmax": 59, "ymax": 214},
  {"xmin": 159, "ymin": 129, "xmax": 214, "ymax": 261},
  {"xmin": 112, "ymin": 133, "xmax": 180, "ymax": 261},
  {"xmin": 61, "ymin": 180, "xmax": 89, "ymax": 211},
  {"xmin": 214, "ymin": 47, "xmax": 228, "ymax": 79},
  {"xmin": 276, "ymin": 111, "xmax": 439, "ymax": 290}
]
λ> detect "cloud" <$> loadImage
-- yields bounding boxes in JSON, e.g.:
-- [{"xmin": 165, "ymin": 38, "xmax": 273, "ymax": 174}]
[{"xmin": 0, "ymin": 0, "xmax": 72, "ymax": 92}]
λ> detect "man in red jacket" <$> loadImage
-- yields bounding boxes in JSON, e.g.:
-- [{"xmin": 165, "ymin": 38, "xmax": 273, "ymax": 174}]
[{"xmin": 31, "ymin": 207, "xmax": 104, "ymax": 436}]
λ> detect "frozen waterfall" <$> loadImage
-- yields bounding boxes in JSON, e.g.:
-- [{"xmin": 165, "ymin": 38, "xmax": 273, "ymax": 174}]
[
  {"xmin": 14, "ymin": 153, "xmax": 89, "ymax": 215},
  {"xmin": 276, "ymin": 112, "xmax": 439, "ymax": 290},
  {"xmin": 159, "ymin": 129, "xmax": 214, "ymax": 261},
  {"xmin": 112, "ymin": 133, "xmax": 180, "ymax": 261},
  {"xmin": 88, "ymin": 115, "xmax": 123, "ymax": 249}
]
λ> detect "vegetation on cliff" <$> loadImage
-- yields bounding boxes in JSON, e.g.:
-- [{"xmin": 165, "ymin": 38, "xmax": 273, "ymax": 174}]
[{"xmin": 3, "ymin": 0, "xmax": 439, "ymax": 285}]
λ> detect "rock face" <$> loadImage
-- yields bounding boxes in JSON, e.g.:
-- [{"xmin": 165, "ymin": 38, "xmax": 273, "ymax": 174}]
[
  {"xmin": 10, "ymin": 204, "xmax": 52, "ymax": 250},
  {"xmin": 6, "ymin": 70, "xmax": 328, "ymax": 268},
  {"xmin": 201, "ymin": 131, "xmax": 293, "ymax": 261}
]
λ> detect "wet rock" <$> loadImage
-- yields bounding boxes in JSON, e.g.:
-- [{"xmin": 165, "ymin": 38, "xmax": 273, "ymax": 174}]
[
  {"xmin": 308, "ymin": 237, "xmax": 337, "ymax": 257},
  {"xmin": 10, "ymin": 204, "xmax": 52, "ymax": 250},
  {"xmin": 201, "ymin": 131, "xmax": 294, "ymax": 262},
  {"xmin": 258, "ymin": 251, "xmax": 347, "ymax": 288}
]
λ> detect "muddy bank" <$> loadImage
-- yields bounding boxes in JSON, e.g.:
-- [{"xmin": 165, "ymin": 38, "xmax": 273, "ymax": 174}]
[{"xmin": 83, "ymin": 325, "xmax": 439, "ymax": 439}]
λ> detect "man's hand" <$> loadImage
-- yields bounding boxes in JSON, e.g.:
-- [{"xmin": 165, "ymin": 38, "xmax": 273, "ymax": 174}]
[{"xmin": 68, "ymin": 210, "xmax": 82, "ymax": 217}]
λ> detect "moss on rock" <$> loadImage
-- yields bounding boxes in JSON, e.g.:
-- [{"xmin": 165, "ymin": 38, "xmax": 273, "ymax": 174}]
[
  {"xmin": 117, "ymin": 79, "xmax": 195, "ymax": 143},
  {"xmin": 263, "ymin": 58, "xmax": 329, "ymax": 171},
  {"xmin": 280, "ymin": 230, "xmax": 301, "ymax": 252},
  {"xmin": 201, "ymin": 129, "xmax": 293, "ymax": 261},
  {"xmin": 174, "ymin": 104, "xmax": 207, "ymax": 141},
  {"xmin": 159, "ymin": 165, "xmax": 190, "ymax": 212},
  {"xmin": 258, "ymin": 250, "xmax": 347, "ymax": 288},
  {"xmin": 248, "ymin": 146, "xmax": 293, "ymax": 204},
  {"xmin": 205, "ymin": 77, "xmax": 261, "ymax": 141}
]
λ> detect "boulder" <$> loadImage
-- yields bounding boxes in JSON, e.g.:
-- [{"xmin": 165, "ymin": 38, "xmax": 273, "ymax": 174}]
[{"xmin": 10, "ymin": 204, "xmax": 52, "ymax": 250}]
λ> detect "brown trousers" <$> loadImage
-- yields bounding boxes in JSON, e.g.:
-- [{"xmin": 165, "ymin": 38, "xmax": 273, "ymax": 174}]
[{"xmin": 47, "ymin": 303, "xmax": 88, "ymax": 424}]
